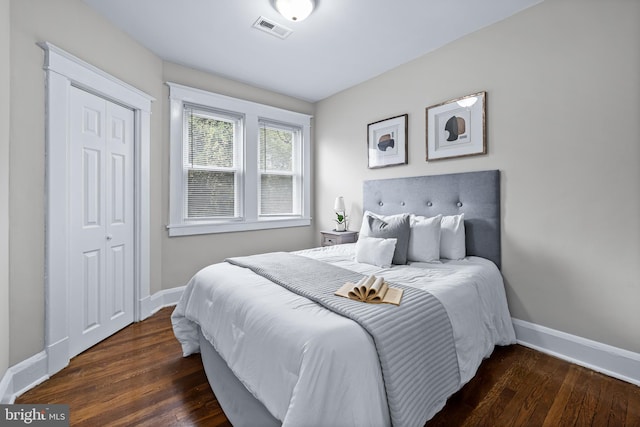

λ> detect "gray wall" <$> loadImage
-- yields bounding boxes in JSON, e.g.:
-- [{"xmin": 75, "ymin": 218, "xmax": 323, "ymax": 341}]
[
  {"xmin": 6, "ymin": 0, "xmax": 314, "ymax": 366},
  {"xmin": 1, "ymin": 0, "xmax": 11, "ymax": 379},
  {"xmin": 314, "ymin": 0, "xmax": 640, "ymax": 353}
]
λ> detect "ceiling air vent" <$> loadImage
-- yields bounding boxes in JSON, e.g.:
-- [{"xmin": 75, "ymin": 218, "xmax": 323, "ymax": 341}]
[{"xmin": 253, "ymin": 16, "xmax": 292, "ymax": 39}]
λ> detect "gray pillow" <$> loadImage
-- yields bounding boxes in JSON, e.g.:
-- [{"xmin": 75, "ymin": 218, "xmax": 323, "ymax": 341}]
[{"xmin": 366, "ymin": 213, "xmax": 410, "ymax": 265}]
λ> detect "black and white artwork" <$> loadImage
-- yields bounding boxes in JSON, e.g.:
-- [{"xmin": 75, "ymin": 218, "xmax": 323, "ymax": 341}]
[
  {"xmin": 367, "ymin": 114, "xmax": 408, "ymax": 168},
  {"xmin": 426, "ymin": 92, "xmax": 486, "ymax": 161}
]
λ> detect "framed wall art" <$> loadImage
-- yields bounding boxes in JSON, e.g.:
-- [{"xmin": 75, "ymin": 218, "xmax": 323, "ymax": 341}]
[
  {"xmin": 426, "ymin": 91, "xmax": 486, "ymax": 161},
  {"xmin": 367, "ymin": 114, "xmax": 408, "ymax": 168}
]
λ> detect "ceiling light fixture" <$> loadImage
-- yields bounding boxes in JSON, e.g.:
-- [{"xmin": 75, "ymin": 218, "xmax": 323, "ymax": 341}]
[
  {"xmin": 274, "ymin": 0, "xmax": 315, "ymax": 22},
  {"xmin": 457, "ymin": 96, "xmax": 478, "ymax": 108}
]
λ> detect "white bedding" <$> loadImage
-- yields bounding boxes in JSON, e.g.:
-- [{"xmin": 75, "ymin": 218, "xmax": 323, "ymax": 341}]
[{"xmin": 172, "ymin": 244, "xmax": 516, "ymax": 426}]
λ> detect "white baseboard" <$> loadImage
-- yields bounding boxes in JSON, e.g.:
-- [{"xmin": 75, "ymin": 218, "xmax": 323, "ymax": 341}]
[
  {"xmin": 140, "ymin": 286, "xmax": 185, "ymax": 320},
  {"xmin": 1, "ymin": 287, "xmax": 185, "ymax": 403},
  {"xmin": 147, "ymin": 286, "xmax": 185, "ymax": 317},
  {"xmin": 0, "ymin": 352, "xmax": 48, "ymax": 404},
  {"xmin": 512, "ymin": 318, "xmax": 640, "ymax": 387}
]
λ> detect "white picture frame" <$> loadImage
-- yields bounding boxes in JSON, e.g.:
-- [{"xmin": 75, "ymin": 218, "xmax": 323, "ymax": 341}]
[{"xmin": 426, "ymin": 92, "xmax": 486, "ymax": 161}]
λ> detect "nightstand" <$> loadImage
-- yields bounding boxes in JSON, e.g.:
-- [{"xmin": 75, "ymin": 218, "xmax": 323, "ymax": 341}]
[{"xmin": 320, "ymin": 230, "xmax": 359, "ymax": 247}]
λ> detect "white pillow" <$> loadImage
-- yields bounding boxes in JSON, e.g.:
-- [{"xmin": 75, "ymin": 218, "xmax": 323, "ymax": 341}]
[
  {"xmin": 440, "ymin": 214, "xmax": 466, "ymax": 260},
  {"xmin": 407, "ymin": 214, "xmax": 442, "ymax": 262},
  {"xmin": 355, "ymin": 236, "xmax": 397, "ymax": 268}
]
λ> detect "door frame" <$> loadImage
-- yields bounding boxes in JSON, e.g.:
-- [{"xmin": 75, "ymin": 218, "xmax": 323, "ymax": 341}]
[{"xmin": 40, "ymin": 42, "xmax": 154, "ymax": 376}]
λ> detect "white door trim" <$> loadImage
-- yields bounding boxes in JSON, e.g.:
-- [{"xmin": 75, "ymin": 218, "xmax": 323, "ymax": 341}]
[{"xmin": 39, "ymin": 42, "xmax": 154, "ymax": 376}]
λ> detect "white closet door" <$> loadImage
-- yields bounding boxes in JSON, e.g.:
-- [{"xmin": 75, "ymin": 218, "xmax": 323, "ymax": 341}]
[{"xmin": 68, "ymin": 86, "xmax": 135, "ymax": 357}]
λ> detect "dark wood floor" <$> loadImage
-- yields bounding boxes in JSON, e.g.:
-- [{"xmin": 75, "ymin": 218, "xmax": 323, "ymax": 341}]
[{"xmin": 17, "ymin": 307, "xmax": 640, "ymax": 426}]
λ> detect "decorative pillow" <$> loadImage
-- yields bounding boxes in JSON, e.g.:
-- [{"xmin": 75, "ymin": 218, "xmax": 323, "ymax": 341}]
[
  {"xmin": 358, "ymin": 211, "xmax": 406, "ymax": 238},
  {"xmin": 364, "ymin": 213, "xmax": 411, "ymax": 265},
  {"xmin": 440, "ymin": 214, "xmax": 466, "ymax": 260},
  {"xmin": 355, "ymin": 237, "xmax": 397, "ymax": 268},
  {"xmin": 407, "ymin": 214, "xmax": 442, "ymax": 262}
]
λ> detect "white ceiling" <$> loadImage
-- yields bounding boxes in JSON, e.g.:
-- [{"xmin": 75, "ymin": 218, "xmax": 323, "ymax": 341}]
[{"xmin": 82, "ymin": 0, "xmax": 542, "ymax": 102}]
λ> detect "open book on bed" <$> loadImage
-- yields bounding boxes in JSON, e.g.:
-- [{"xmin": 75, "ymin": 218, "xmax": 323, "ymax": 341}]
[{"xmin": 335, "ymin": 275, "xmax": 403, "ymax": 306}]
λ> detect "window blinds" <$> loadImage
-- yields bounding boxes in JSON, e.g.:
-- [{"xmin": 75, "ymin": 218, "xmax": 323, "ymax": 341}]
[
  {"xmin": 259, "ymin": 120, "xmax": 299, "ymax": 216},
  {"xmin": 185, "ymin": 106, "xmax": 239, "ymax": 219}
]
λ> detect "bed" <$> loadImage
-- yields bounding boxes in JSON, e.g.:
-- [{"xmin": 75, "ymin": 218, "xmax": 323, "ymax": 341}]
[{"xmin": 172, "ymin": 169, "xmax": 516, "ymax": 426}]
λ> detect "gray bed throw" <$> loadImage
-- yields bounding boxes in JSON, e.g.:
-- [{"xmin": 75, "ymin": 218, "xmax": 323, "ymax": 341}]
[{"xmin": 226, "ymin": 252, "xmax": 461, "ymax": 427}]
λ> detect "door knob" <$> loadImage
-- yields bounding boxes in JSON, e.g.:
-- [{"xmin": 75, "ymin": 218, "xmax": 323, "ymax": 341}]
[{"xmin": 106, "ymin": 234, "xmax": 113, "ymax": 241}]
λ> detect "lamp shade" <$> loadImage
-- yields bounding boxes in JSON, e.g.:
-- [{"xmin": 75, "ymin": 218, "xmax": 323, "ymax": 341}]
[
  {"xmin": 274, "ymin": 0, "xmax": 315, "ymax": 21},
  {"xmin": 334, "ymin": 196, "xmax": 345, "ymax": 212}
]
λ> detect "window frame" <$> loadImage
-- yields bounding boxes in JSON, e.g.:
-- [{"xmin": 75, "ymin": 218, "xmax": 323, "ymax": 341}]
[{"xmin": 167, "ymin": 82, "xmax": 312, "ymax": 236}]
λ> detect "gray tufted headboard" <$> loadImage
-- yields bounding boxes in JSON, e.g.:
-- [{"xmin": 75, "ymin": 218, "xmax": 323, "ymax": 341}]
[{"xmin": 363, "ymin": 170, "xmax": 501, "ymax": 268}]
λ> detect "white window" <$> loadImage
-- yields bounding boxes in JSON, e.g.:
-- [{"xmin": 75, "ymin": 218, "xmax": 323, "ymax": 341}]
[
  {"xmin": 168, "ymin": 83, "xmax": 311, "ymax": 236},
  {"xmin": 184, "ymin": 105, "xmax": 243, "ymax": 220},
  {"xmin": 259, "ymin": 120, "xmax": 301, "ymax": 217}
]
